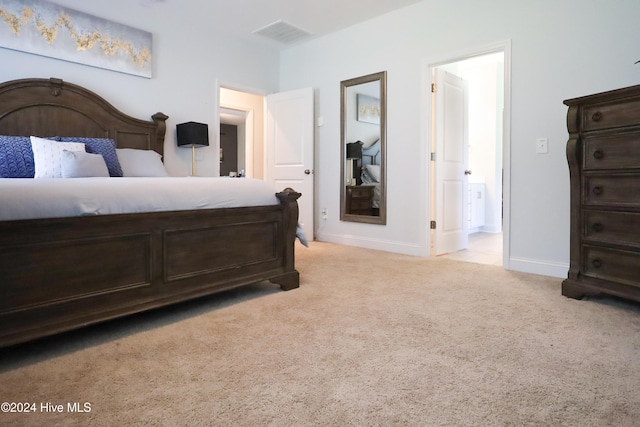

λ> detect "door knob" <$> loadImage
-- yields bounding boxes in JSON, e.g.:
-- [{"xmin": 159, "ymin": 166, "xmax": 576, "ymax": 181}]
[
  {"xmin": 304, "ymin": 169, "xmax": 312, "ymax": 175},
  {"xmin": 464, "ymin": 170, "xmax": 472, "ymax": 175}
]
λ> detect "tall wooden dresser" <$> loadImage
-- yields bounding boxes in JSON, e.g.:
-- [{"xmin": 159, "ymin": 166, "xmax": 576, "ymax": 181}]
[{"xmin": 563, "ymin": 85, "xmax": 640, "ymax": 302}]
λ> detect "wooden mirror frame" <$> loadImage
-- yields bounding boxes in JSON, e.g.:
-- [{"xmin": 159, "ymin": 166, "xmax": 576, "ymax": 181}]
[{"xmin": 340, "ymin": 71, "xmax": 387, "ymax": 225}]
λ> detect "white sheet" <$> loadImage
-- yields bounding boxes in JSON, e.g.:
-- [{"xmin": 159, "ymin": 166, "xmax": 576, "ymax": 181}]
[{"xmin": 0, "ymin": 177, "xmax": 280, "ymax": 221}]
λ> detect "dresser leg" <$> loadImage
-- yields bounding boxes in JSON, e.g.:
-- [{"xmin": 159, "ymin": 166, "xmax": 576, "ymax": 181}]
[{"xmin": 562, "ymin": 279, "xmax": 601, "ymax": 300}]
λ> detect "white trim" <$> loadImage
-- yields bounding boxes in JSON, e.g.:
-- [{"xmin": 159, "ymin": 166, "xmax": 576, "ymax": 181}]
[
  {"xmin": 316, "ymin": 231, "xmax": 423, "ymax": 256},
  {"xmin": 479, "ymin": 225, "xmax": 502, "ymax": 234},
  {"xmin": 215, "ymin": 79, "xmax": 269, "ymax": 97},
  {"xmin": 508, "ymin": 257, "xmax": 568, "ymax": 279},
  {"xmin": 502, "ymin": 41, "xmax": 512, "ymax": 271},
  {"xmin": 418, "ymin": 57, "xmax": 432, "ymax": 257},
  {"xmin": 422, "ymin": 39, "xmax": 512, "ymax": 269}
]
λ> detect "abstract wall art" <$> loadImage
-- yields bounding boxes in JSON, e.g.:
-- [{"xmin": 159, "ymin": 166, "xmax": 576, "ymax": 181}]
[
  {"xmin": 357, "ymin": 94, "xmax": 381, "ymax": 125},
  {"xmin": 0, "ymin": 0, "xmax": 152, "ymax": 78}
]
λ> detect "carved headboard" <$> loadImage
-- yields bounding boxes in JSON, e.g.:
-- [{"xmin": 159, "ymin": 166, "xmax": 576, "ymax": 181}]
[{"xmin": 0, "ymin": 77, "xmax": 168, "ymax": 155}]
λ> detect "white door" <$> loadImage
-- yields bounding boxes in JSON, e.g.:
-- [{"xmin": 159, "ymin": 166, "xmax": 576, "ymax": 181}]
[
  {"xmin": 432, "ymin": 68, "xmax": 469, "ymax": 255},
  {"xmin": 265, "ymin": 87, "xmax": 314, "ymax": 240}
]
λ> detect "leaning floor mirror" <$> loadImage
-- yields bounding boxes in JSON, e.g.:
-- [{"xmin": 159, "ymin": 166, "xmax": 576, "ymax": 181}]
[{"xmin": 340, "ymin": 71, "xmax": 387, "ymax": 225}]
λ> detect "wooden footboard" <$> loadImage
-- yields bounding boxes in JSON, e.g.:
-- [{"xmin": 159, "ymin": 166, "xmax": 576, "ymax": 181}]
[{"xmin": 0, "ymin": 189, "xmax": 300, "ymax": 348}]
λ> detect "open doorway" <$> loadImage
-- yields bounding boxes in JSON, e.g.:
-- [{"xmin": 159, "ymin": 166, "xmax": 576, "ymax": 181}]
[
  {"xmin": 218, "ymin": 84, "xmax": 316, "ymax": 240},
  {"xmin": 219, "ymin": 109, "xmax": 246, "ymax": 177},
  {"xmin": 218, "ymin": 86, "xmax": 264, "ymax": 179},
  {"xmin": 429, "ymin": 42, "xmax": 510, "ymax": 268}
]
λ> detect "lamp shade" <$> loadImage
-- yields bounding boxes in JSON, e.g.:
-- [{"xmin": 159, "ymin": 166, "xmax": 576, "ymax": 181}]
[
  {"xmin": 346, "ymin": 141, "xmax": 363, "ymax": 159},
  {"xmin": 177, "ymin": 122, "xmax": 209, "ymax": 148}
]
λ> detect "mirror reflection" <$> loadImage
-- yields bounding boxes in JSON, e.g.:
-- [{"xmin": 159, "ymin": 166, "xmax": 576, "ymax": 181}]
[{"xmin": 340, "ymin": 71, "xmax": 387, "ymax": 224}]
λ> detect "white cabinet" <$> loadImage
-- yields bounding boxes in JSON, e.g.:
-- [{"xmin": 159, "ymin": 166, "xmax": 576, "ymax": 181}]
[{"xmin": 468, "ymin": 183, "xmax": 485, "ymax": 231}]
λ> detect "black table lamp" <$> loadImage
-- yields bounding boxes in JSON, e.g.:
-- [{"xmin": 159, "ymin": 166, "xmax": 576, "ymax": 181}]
[
  {"xmin": 346, "ymin": 141, "xmax": 363, "ymax": 185},
  {"xmin": 346, "ymin": 141, "xmax": 363, "ymax": 160},
  {"xmin": 177, "ymin": 121, "xmax": 209, "ymax": 176}
]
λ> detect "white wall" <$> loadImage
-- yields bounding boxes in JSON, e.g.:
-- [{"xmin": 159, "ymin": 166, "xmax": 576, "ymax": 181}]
[
  {"xmin": 279, "ymin": 0, "xmax": 640, "ymax": 276},
  {"xmin": 0, "ymin": 0, "xmax": 280, "ymax": 177}
]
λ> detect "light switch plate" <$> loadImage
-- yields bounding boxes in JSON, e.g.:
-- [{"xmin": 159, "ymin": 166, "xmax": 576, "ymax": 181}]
[{"xmin": 536, "ymin": 138, "xmax": 548, "ymax": 154}]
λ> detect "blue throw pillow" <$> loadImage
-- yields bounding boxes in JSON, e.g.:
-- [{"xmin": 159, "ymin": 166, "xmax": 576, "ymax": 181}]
[
  {"xmin": 0, "ymin": 135, "xmax": 35, "ymax": 178},
  {"xmin": 58, "ymin": 137, "xmax": 123, "ymax": 177}
]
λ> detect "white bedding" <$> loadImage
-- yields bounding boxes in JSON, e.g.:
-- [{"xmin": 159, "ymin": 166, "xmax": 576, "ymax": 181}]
[
  {"xmin": 0, "ymin": 177, "xmax": 280, "ymax": 221},
  {"xmin": 361, "ymin": 164, "xmax": 381, "ymax": 208}
]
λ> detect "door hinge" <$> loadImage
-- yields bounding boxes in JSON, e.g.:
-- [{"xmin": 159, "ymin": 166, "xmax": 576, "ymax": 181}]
[
  {"xmin": 430, "ymin": 152, "xmax": 436, "ymax": 161},
  {"xmin": 430, "ymin": 220, "xmax": 436, "ymax": 229},
  {"xmin": 431, "ymin": 83, "xmax": 437, "ymax": 93}
]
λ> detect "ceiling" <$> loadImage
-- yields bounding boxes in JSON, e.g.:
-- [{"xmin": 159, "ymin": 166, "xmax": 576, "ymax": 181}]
[{"xmin": 143, "ymin": 0, "xmax": 423, "ymax": 50}]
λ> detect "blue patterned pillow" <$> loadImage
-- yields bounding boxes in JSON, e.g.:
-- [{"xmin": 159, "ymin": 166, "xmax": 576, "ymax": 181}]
[
  {"xmin": 0, "ymin": 135, "xmax": 35, "ymax": 178},
  {"xmin": 58, "ymin": 137, "xmax": 123, "ymax": 177}
]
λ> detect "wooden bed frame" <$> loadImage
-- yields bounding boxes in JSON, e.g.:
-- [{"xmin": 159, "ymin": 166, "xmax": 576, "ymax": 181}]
[{"xmin": 0, "ymin": 77, "xmax": 301, "ymax": 348}]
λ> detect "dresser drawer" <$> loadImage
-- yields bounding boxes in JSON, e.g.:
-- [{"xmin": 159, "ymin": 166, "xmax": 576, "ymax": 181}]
[
  {"xmin": 584, "ymin": 210, "xmax": 640, "ymax": 247},
  {"xmin": 583, "ymin": 174, "xmax": 640, "ymax": 207},
  {"xmin": 350, "ymin": 198, "xmax": 371, "ymax": 210},
  {"xmin": 345, "ymin": 185, "xmax": 373, "ymax": 215},
  {"xmin": 583, "ymin": 98, "xmax": 640, "ymax": 131},
  {"xmin": 583, "ymin": 132, "xmax": 640, "ymax": 170},
  {"xmin": 583, "ymin": 245, "xmax": 640, "ymax": 287},
  {"xmin": 348, "ymin": 187, "xmax": 373, "ymax": 199}
]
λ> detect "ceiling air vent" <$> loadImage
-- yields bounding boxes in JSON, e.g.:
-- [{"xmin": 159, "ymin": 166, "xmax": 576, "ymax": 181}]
[{"xmin": 253, "ymin": 20, "xmax": 311, "ymax": 44}]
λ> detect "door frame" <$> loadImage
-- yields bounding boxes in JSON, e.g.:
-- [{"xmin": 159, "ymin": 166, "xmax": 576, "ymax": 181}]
[{"xmin": 423, "ymin": 39, "xmax": 512, "ymax": 268}]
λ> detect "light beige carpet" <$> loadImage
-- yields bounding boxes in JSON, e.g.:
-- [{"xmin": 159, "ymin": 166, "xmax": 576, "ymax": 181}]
[{"xmin": 1, "ymin": 242, "xmax": 639, "ymax": 426}]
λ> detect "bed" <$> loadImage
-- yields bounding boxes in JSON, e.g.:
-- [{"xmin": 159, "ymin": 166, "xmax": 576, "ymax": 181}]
[{"xmin": 0, "ymin": 77, "xmax": 301, "ymax": 348}]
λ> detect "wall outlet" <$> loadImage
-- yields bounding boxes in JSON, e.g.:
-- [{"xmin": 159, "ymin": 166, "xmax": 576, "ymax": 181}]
[
  {"xmin": 321, "ymin": 208, "xmax": 328, "ymax": 220},
  {"xmin": 536, "ymin": 138, "xmax": 548, "ymax": 154}
]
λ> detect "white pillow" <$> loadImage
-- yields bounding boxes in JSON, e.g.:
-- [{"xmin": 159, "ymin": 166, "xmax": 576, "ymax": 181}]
[
  {"xmin": 116, "ymin": 148, "xmax": 168, "ymax": 177},
  {"xmin": 61, "ymin": 150, "xmax": 109, "ymax": 178},
  {"xmin": 363, "ymin": 164, "xmax": 381, "ymax": 183},
  {"xmin": 30, "ymin": 136, "xmax": 85, "ymax": 178}
]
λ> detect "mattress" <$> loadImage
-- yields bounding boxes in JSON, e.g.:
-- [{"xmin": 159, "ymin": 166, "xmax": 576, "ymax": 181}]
[{"xmin": 0, "ymin": 177, "xmax": 279, "ymax": 221}]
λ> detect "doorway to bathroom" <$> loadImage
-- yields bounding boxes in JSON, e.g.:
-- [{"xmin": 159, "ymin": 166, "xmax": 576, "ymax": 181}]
[{"xmin": 428, "ymin": 42, "xmax": 510, "ymax": 267}]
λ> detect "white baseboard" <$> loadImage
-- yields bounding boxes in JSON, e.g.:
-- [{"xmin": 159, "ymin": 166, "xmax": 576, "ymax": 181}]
[
  {"xmin": 508, "ymin": 257, "xmax": 568, "ymax": 278},
  {"xmin": 315, "ymin": 231, "xmax": 568, "ymax": 279},
  {"xmin": 315, "ymin": 231, "xmax": 426, "ymax": 257},
  {"xmin": 480, "ymin": 225, "xmax": 502, "ymax": 233}
]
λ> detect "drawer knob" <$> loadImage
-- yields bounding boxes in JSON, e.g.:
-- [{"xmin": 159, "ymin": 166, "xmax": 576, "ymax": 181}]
[
  {"xmin": 592, "ymin": 111, "xmax": 603, "ymax": 122},
  {"xmin": 593, "ymin": 149, "xmax": 604, "ymax": 160},
  {"xmin": 592, "ymin": 186, "xmax": 603, "ymax": 196},
  {"xmin": 591, "ymin": 223, "xmax": 604, "ymax": 232},
  {"xmin": 591, "ymin": 259, "xmax": 602, "ymax": 269}
]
